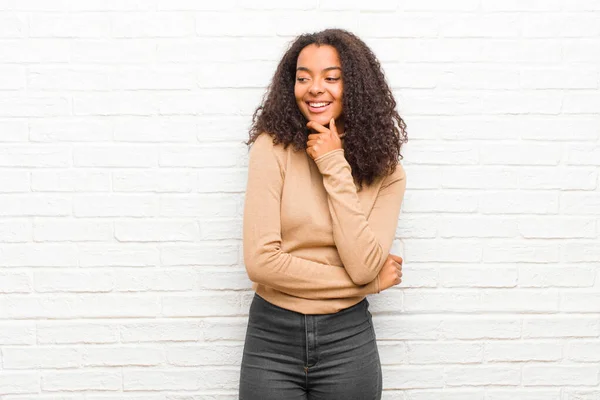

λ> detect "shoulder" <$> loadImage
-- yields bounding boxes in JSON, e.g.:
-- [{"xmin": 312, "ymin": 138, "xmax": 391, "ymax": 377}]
[
  {"xmin": 251, "ymin": 133, "xmax": 287, "ymax": 154},
  {"xmin": 381, "ymin": 162, "xmax": 407, "ymax": 188},
  {"xmin": 249, "ymin": 133, "xmax": 289, "ymax": 169}
]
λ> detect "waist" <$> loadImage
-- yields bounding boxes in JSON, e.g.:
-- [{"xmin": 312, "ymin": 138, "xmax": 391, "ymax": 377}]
[{"xmin": 253, "ymin": 284, "xmax": 368, "ymax": 315}]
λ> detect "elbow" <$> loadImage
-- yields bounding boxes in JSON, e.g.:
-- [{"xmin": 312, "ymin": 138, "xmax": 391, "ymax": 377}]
[
  {"xmin": 344, "ymin": 247, "xmax": 385, "ymax": 285},
  {"xmin": 347, "ymin": 269, "xmax": 378, "ymax": 286},
  {"xmin": 243, "ymin": 249, "xmax": 273, "ymax": 285},
  {"xmin": 243, "ymin": 251, "xmax": 262, "ymax": 284}
]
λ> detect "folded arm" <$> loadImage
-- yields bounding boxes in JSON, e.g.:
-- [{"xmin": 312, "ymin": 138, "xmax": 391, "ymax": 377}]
[
  {"xmin": 314, "ymin": 149, "xmax": 406, "ymax": 285},
  {"xmin": 242, "ymin": 134, "xmax": 379, "ymax": 300}
]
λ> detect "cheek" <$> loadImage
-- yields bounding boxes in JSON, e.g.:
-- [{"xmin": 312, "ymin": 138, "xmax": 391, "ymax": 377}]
[{"xmin": 294, "ymin": 84, "xmax": 305, "ymax": 103}]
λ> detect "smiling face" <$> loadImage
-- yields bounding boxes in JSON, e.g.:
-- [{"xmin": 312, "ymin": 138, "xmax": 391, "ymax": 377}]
[{"xmin": 294, "ymin": 44, "xmax": 344, "ymax": 130}]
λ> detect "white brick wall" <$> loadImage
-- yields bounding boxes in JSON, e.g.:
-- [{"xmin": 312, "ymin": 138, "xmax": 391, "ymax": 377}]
[{"xmin": 0, "ymin": 0, "xmax": 599, "ymax": 398}]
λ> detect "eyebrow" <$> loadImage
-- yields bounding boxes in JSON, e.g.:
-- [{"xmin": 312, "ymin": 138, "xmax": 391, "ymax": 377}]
[{"xmin": 296, "ymin": 66, "xmax": 342, "ymax": 73}]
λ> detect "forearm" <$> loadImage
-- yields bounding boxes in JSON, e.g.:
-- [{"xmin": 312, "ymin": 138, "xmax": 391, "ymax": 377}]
[
  {"xmin": 315, "ymin": 149, "xmax": 405, "ymax": 285},
  {"xmin": 244, "ymin": 244, "xmax": 378, "ymax": 300}
]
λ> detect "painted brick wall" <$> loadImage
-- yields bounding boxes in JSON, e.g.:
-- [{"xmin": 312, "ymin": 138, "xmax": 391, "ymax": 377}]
[{"xmin": 0, "ymin": 0, "xmax": 599, "ymax": 399}]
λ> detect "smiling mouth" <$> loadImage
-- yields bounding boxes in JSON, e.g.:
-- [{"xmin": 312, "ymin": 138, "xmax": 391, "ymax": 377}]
[{"xmin": 306, "ymin": 101, "xmax": 332, "ymax": 113}]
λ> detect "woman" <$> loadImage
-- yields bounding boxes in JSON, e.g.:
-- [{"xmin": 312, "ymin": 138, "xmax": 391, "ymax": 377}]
[{"xmin": 239, "ymin": 28, "xmax": 408, "ymax": 400}]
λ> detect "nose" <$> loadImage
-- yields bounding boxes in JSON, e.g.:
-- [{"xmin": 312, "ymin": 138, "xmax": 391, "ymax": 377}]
[{"xmin": 309, "ymin": 80, "xmax": 324, "ymax": 96}]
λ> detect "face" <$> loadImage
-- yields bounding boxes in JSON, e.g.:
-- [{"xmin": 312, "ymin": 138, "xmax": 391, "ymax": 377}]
[{"xmin": 294, "ymin": 44, "xmax": 344, "ymax": 130}]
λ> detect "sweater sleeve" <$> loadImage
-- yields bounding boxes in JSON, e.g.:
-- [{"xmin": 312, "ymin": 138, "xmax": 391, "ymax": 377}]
[
  {"xmin": 314, "ymin": 149, "xmax": 407, "ymax": 285},
  {"xmin": 242, "ymin": 134, "xmax": 380, "ymax": 300}
]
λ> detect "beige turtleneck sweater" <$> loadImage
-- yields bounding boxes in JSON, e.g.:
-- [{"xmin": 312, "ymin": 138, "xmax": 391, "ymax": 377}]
[{"xmin": 242, "ymin": 133, "xmax": 406, "ymax": 314}]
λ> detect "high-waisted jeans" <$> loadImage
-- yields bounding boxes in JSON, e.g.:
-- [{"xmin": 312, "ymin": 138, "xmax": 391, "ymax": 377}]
[{"xmin": 239, "ymin": 293, "xmax": 382, "ymax": 400}]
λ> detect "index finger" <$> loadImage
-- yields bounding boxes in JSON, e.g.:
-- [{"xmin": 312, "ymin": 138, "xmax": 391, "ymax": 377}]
[{"xmin": 306, "ymin": 121, "xmax": 329, "ymax": 133}]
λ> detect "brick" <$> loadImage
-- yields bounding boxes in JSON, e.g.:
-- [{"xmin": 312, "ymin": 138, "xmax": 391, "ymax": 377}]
[
  {"xmin": 42, "ymin": 371, "xmax": 121, "ymax": 391},
  {"xmin": 519, "ymin": 265, "xmax": 596, "ymax": 288},
  {"xmin": 440, "ymin": 317, "xmax": 521, "ymax": 339},
  {"xmin": 0, "ymin": 195, "xmax": 71, "ymax": 217},
  {"xmin": 0, "ymin": 271, "xmax": 32, "ymax": 293},
  {"xmin": 34, "ymin": 270, "xmax": 113, "ymax": 293},
  {"xmin": 480, "ymin": 191, "xmax": 559, "ymax": 214},
  {"xmin": 403, "ymin": 290, "xmax": 480, "ymax": 312},
  {"xmin": 518, "ymin": 167, "xmax": 597, "ymax": 190},
  {"xmin": 79, "ymin": 244, "xmax": 159, "ymax": 267},
  {"xmin": 0, "ymin": 243, "xmax": 78, "ymax": 267},
  {"xmin": 32, "ymin": 170, "xmax": 110, "ymax": 192},
  {"xmin": 114, "ymin": 268, "xmax": 196, "ymax": 292},
  {"xmin": 166, "ymin": 343, "xmax": 242, "ymax": 366},
  {"xmin": 438, "ymin": 216, "xmax": 518, "ymax": 238},
  {"xmin": 34, "ymin": 219, "xmax": 113, "ymax": 242},
  {"xmin": 439, "ymin": 14, "xmax": 520, "ymax": 38},
  {"xmin": 480, "ymin": 143, "xmax": 562, "ymax": 166},
  {"xmin": 404, "ymin": 239, "xmax": 482, "ymax": 262},
  {"xmin": 561, "ymin": 193, "xmax": 600, "ymax": 215},
  {"xmin": 481, "ymin": 290, "xmax": 559, "ymax": 312},
  {"xmin": 74, "ymin": 195, "xmax": 158, "ymax": 217},
  {"xmin": 37, "ymin": 322, "xmax": 119, "ymax": 345},
  {"xmin": 112, "ymin": 12, "xmax": 194, "ymax": 38},
  {"xmin": 1, "ymin": 294, "xmax": 159, "ymax": 318},
  {"xmin": 0, "ymin": 66, "xmax": 26, "ymax": 89},
  {"xmin": 0, "ymin": 219, "xmax": 31, "ymax": 242},
  {"xmin": 29, "ymin": 12, "xmax": 110, "ymax": 38},
  {"xmin": 561, "ymin": 292, "xmax": 600, "ymax": 312},
  {"xmin": 439, "ymin": 266, "xmax": 517, "ymax": 288},
  {"xmin": 0, "ymin": 372, "xmax": 39, "ymax": 395},
  {"xmin": 383, "ymin": 366, "xmax": 444, "ymax": 389},
  {"xmin": 114, "ymin": 117, "xmax": 198, "ymax": 142},
  {"xmin": 445, "ymin": 365, "xmax": 520, "ymax": 386},
  {"xmin": 29, "ymin": 118, "xmax": 113, "ymax": 141},
  {"xmin": 485, "ymin": 340, "xmax": 562, "ymax": 362},
  {"xmin": 0, "ymin": 322, "xmax": 35, "ymax": 345},
  {"xmin": 523, "ymin": 365, "xmax": 599, "ymax": 386},
  {"xmin": 115, "ymin": 220, "xmax": 199, "ymax": 242},
  {"xmin": 123, "ymin": 367, "xmax": 238, "ymax": 391},
  {"xmin": 486, "ymin": 390, "xmax": 562, "ymax": 400},
  {"xmin": 403, "ymin": 191, "xmax": 478, "ymax": 213},
  {"xmin": 82, "ymin": 346, "xmax": 164, "ymax": 366},
  {"xmin": 71, "ymin": 40, "xmax": 155, "ymax": 64},
  {"xmin": 0, "ymin": 120, "xmax": 27, "ymax": 141},
  {"xmin": 568, "ymin": 145, "xmax": 600, "ymax": 166},
  {"xmin": 378, "ymin": 341, "xmax": 407, "ymax": 365},
  {"xmin": 359, "ymin": 14, "xmax": 437, "ymax": 38},
  {"xmin": 567, "ymin": 340, "xmax": 600, "ymax": 362},
  {"xmin": 0, "ymin": 145, "xmax": 70, "ymax": 167},
  {"xmin": 120, "ymin": 320, "xmax": 201, "ymax": 343},
  {"xmin": 3, "ymin": 347, "xmax": 81, "ymax": 369},
  {"xmin": 407, "ymin": 342, "xmax": 483, "ymax": 364},
  {"xmin": 518, "ymin": 217, "xmax": 596, "ymax": 238},
  {"xmin": 161, "ymin": 292, "xmax": 241, "ymax": 317},
  {"xmin": 113, "ymin": 170, "xmax": 196, "ymax": 193},
  {"xmin": 0, "ymin": 170, "xmax": 29, "ymax": 192},
  {"xmin": 159, "ymin": 194, "xmax": 239, "ymax": 218}
]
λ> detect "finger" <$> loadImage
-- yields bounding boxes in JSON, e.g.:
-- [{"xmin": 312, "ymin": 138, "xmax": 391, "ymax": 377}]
[
  {"xmin": 307, "ymin": 133, "xmax": 326, "ymax": 141},
  {"xmin": 389, "ymin": 254, "xmax": 403, "ymax": 264},
  {"xmin": 306, "ymin": 121, "xmax": 329, "ymax": 133},
  {"xmin": 307, "ymin": 139, "xmax": 321, "ymax": 147},
  {"xmin": 329, "ymin": 118, "xmax": 338, "ymax": 137}
]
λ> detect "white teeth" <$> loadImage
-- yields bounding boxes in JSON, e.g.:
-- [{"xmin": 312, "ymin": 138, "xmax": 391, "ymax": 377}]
[{"xmin": 309, "ymin": 102, "xmax": 329, "ymax": 107}]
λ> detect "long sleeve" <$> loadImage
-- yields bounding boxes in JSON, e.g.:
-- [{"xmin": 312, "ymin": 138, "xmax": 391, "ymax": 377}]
[
  {"xmin": 242, "ymin": 134, "xmax": 379, "ymax": 300},
  {"xmin": 314, "ymin": 149, "xmax": 406, "ymax": 285}
]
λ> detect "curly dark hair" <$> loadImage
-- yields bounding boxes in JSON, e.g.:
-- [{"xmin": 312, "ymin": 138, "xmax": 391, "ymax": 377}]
[{"xmin": 246, "ymin": 28, "xmax": 407, "ymax": 187}]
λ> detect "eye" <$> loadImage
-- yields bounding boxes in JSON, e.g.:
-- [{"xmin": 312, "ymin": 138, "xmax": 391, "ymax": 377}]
[
  {"xmin": 296, "ymin": 77, "xmax": 309, "ymax": 82},
  {"xmin": 326, "ymin": 77, "xmax": 340, "ymax": 82}
]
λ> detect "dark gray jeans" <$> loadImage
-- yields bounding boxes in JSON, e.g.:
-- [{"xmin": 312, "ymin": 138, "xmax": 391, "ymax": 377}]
[{"xmin": 239, "ymin": 293, "xmax": 382, "ymax": 400}]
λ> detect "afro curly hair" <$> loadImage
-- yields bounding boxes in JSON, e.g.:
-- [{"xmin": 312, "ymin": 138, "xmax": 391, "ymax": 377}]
[{"xmin": 247, "ymin": 28, "xmax": 408, "ymax": 188}]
